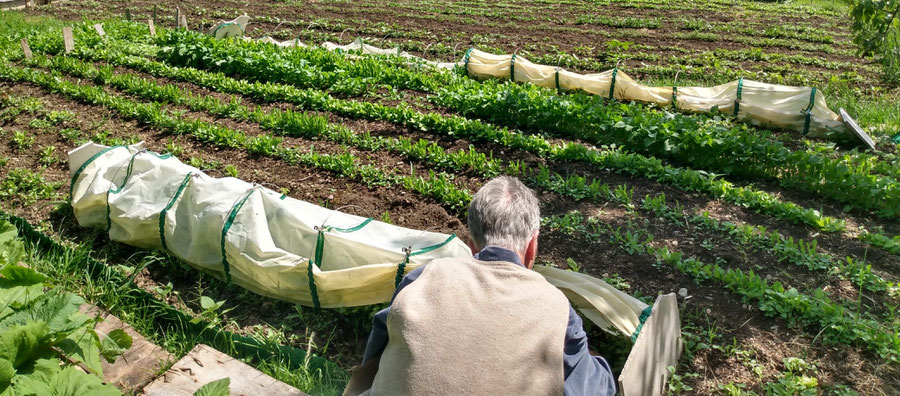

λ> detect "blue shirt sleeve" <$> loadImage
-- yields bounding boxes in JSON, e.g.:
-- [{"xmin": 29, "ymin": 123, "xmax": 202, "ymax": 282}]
[
  {"xmin": 563, "ymin": 306, "xmax": 617, "ymax": 396},
  {"xmin": 361, "ymin": 264, "xmax": 428, "ymax": 364}
]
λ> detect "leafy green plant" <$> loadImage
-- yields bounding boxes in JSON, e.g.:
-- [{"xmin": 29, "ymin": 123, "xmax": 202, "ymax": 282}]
[
  {"xmin": 224, "ymin": 164, "xmax": 239, "ymax": 178},
  {"xmin": 851, "ymin": 0, "xmax": 900, "ymax": 85},
  {"xmin": 165, "ymin": 139, "xmax": 185, "ymax": 157},
  {"xmin": 45, "ymin": 110, "xmax": 75, "ymax": 125},
  {"xmin": 27, "ymin": 118, "xmax": 52, "ymax": 130},
  {"xmin": 38, "ymin": 146, "xmax": 57, "ymax": 166},
  {"xmin": 666, "ymin": 366, "xmax": 699, "ymax": 394},
  {"xmin": 188, "ymin": 156, "xmax": 222, "ymax": 170},
  {"xmin": 59, "ymin": 127, "xmax": 82, "ymax": 142},
  {"xmin": 565, "ymin": 257, "xmax": 582, "ymax": 273},
  {"xmin": 10, "ymin": 131, "xmax": 33, "ymax": 152},
  {"xmin": 194, "ymin": 377, "xmax": 231, "ymax": 396},
  {"xmin": 191, "ymin": 295, "xmax": 230, "ymax": 329},
  {"xmin": 0, "ymin": 169, "xmax": 61, "ymax": 206},
  {"xmin": 602, "ymin": 273, "xmax": 630, "ymax": 290},
  {"xmin": 764, "ymin": 357, "xmax": 819, "ymax": 395},
  {"xmin": 0, "ymin": 224, "xmax": 131, "ymax": 394}
]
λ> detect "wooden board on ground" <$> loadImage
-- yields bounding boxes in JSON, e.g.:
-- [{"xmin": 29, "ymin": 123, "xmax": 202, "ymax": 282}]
[
  {"xmin": 840, "ymin": 108, "xmax": 877, "ymax": 151},
  {"xmin": 0, "ymin": 0, "xmax": 28, "ymax": 11},
  {"xmin": 142, "ymin": 344, "xmax": 306, "ymax": 396},
  {"xmin": 62, "ymin": 27, "xmax": 73, "ymax": 53},
  {"xmin": 20, "ymin": 38, "xmax": 32, "ymax": 60},
  {"xmin": 79, "ymin": 305, "xmax": 175, "ymax": 393}
]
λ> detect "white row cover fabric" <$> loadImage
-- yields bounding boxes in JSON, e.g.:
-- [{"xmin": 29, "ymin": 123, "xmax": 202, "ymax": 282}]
[
  {"xmin": 207, "ymin": 15, "xmax": 249, "ymax": 39},
  {"xmin": 67, "ymin": 143, "xmax": 651, "ymax": 338},
  {"xmin": 206, "ymin": 14, "xmax": 848, "ymax": 138},
  {"xmin": 461, "ymin": 49, "xmax": 845, "ymax": 137}
]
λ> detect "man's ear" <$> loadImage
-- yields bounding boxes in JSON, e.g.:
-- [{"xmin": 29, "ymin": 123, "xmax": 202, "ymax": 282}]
[
  {"xmin": 523, "ymin": 231, "xmax": 539, "ymax": 270},
  {"xmin": 467, "ymin": 238, "xmax": 478, "ymax": 255}
]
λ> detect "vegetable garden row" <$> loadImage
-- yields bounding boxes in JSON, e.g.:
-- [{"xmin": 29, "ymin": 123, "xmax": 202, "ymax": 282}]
[{"xmin": 0, "ymin": 14, "xmax": 898, "ymax": 395}]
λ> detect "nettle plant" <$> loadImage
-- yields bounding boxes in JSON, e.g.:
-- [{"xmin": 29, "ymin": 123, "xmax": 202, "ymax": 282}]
[{"xmin": 0, "ymin": 221, "xmax": 132, "ymax": 394}]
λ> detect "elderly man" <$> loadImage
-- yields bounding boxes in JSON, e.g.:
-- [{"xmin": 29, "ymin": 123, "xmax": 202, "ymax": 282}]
[{"xmin": 345, "ymin": 176, "xmax": 616, "ymax": 395}]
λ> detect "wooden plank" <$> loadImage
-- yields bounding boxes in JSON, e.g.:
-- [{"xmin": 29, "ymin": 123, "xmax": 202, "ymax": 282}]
[
  {"xmin": 62, "ymin": 27, "xmax": 74, "ymax": 54},
  {"xmin": 840, "ymin": 108, "xmax": 877, "ymax": 151},
  {"xmin": 142, "ymin": 344, "xmax": 305, "ymax": 396},
  {"xmin": 93, "ymin": 23, "xmax": 105, "ymax": 39},
  {"xmin": 0, "ymin": 0, "xmax": 28, "ymax": 11},
  {"xmin": 79, "ymin": 305, "xmax": 175, "ymax": 394},
  {"xmin": 20, "ymin": 38, "xmax": 32, "ymax": 60}
]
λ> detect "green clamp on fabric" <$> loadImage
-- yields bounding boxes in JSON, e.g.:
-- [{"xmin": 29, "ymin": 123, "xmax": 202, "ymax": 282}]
[
  {"xmin": 671, "ymin": 84, "xmax": 678, "ymax": 110},
  {"xmin": 212, "ymin": 22, "xmax": 242, "ymax": 39},
  {"xmin": 509, "ymin": 53, "xmax": 516, "ymax": 82},
  {"xmin": 802, "ymin": 87, "xmax": 817, "ymax": 136},
  {"xmin": 220, "ymin": 188, "xmax": 256, "ymax": 284},
  {"xmin": 393, "ymin": 235, "xmax": 457, "ymax": 289},
  {"xmin": 892, "ymin": 132, "xmax": 900, "ymax": 144},
  {"xmin": 554, "ymin": 68, "xmax": 561, "ymax": 94},
  {"xmin": 630, "ymin": 305, "xmax": 653, "ymax": 343},
  {"xmin": 410, "ymin": 234, "xmax": 456, "ymax": 257},
  {"xmin": 308, "ymin": 228, "xmax": 326, "ymax": 310},
  {"xmin": 322, "ymin": 218, "xmax": 373, "ymax": 234},
  {"xmin": 307, "ymin": 259, "xmax": 321, "ymax": 309},
  {"xmin": 733, "ymin": 77, "xmax": 743, "ymax": 117},
  {"xmin": 462, "ymin": 48, "xmax": 473, "ymax": 77},
  {"xmin": 159, "ymin": 172, "xmax": 193, "ymax": 252},
  {"xmin": 608, "ymin": 68, "xmax": 618, "ymax": 101},
  {"xmin": 394, "ymin": 247, "xmax": 412, "ymax": 289}
]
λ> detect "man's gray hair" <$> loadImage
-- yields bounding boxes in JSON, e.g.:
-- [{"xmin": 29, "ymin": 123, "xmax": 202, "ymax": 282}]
[{"xmin": 467, "ymin": 176, "xmax": 540, "ymax": 253}]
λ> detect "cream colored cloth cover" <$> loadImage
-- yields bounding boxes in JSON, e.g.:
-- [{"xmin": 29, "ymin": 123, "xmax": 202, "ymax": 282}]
[
  {"xmin": 67, "ymin": 143, "xmax": 649, "ymax": 335},
  {"xmin": 461, "ymin": 49, "xmax": 845, "ymax": 137},
  {"xmin": 619, "ymin": 293, "xmax": 683, "ymax": 396},
  {"xmin": 207, "ymin": 15, "xmax": 847, "ymax": 137},
  {"xmin": 369, "ymin": 257, "xmax": 570, "ymax": 395}
]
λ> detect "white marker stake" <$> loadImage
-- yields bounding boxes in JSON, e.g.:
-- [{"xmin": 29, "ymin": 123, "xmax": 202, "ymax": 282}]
[
  {"xmin": 179, "ymin": 14, "xmax": 187, "ymax": 29},
  {"xmin": 148, "ymin": 19, "xmax": 156, "ymax": 37},
  {"xmin": 63, "ymin": 27, "xmax": 74, "ymax": 54},
  {"xmin": 21, "ymin": 39, "xmax": 32, "ymax": 60},
  {"xmin": 94, "ymin": 23, "xmax": 106, "ymax": 38}
]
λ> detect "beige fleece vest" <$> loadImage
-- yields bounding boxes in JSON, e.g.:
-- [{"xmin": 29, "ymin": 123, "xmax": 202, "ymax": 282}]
[{"xmin": 368, "ymin": 257, "xmax": 571, "ymax": 395}]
